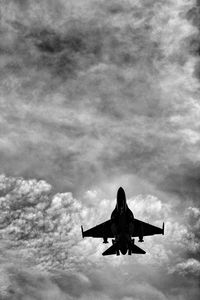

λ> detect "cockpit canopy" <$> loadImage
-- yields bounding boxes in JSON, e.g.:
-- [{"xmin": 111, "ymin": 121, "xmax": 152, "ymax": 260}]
[{"xmin": 117, "ymin": 187, "xmax": 127, "ymax": 213}]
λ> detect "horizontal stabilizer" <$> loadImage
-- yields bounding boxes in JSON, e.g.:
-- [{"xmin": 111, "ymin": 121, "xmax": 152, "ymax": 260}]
[
  {"xmin": 102, "ymin": 243, "xmax": 118, "ymax": 256},
  {"xmin": 132, "ymin": 243, "xmax": 146, "ymax": 254}
]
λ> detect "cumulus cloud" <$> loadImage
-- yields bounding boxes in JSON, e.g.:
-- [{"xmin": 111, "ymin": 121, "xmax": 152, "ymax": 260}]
[
  {"xmin": 0, "ymin": 174, "xmax": 199, "ymax": 299},
  {"xmin": 169, "ymin": 258, "xmax": 200, "ymax": 276},
  {"xmin": 0, "ymin": 174, "xmax": 83, "ymax": 271}
]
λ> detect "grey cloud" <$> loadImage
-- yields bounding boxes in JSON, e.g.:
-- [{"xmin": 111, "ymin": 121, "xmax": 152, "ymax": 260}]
[
  {"xmin": 1, "ymin": 267, "xmax": 72, "ymax": 300},
  {"xmin": 99, "ymin": 0, "xmax": 130, "ymax": 15},
  {"xmin": 169, "ymin": 258, "xmax": 200, "ymax": 277},
  {"xmin": 186, "ymin": 1, "xmax": 200, "ymax": 29},
  {"xmin": 0, "ymin": 7, "xmax": 162, "ymax": 83},
  {"xmin": 186, "ymin": 0, "xmax": 200, "ymax": 79},
  {"xmin": 0, "ymin": 21, "xmax": 103, "ymax": 81},
  {"xmin": 0, "ymin": 266, "xmax": 170, "ymax": 300},
  {"xmin": 26, "ymin": 22, "xmax": 104, "ymax": 79},
  {"xmin": 157, "ymin": 162, "xmax": 200, "ymax": 203},
  {"xmin": 184, "ymin": 206, "xmax": 200, "ymax": 261}
]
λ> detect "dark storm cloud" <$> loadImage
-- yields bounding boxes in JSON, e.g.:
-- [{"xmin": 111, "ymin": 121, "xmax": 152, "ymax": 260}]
[
  {"xmin": 27, "ymin": 21, "xmax": 104, "ymax": 76},
  {"xmin": 0, "ymin": 6, "xmax": 162, "ymax": 86},
  {"xmin": 0, "ymin": 0, "xmax": 167, "ymax": 193},
  {"xmin": 0, "ymin": 21, "xmax": 103, "ymax": 81},
  {"xmin": 186, "ymin": 0, "xmax": 200, "ymax": 79},
  {"xmin": 158, "ymin": 161, "xmax": 200, "ymax": 203},
  {"xmin": 187, "ymin": 0, "xmax": 200, "ymax": 29}
]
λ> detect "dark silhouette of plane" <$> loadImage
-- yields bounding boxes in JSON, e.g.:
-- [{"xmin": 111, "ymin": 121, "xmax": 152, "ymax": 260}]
[{"xmin": 81, "ymin": 187, "xmax": 164, "ymax": 256}]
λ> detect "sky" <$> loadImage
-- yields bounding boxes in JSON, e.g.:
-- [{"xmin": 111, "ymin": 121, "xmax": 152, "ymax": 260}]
[{"xmin": 0, "ymin": 0, "xmax": 200, "ymax": 299}]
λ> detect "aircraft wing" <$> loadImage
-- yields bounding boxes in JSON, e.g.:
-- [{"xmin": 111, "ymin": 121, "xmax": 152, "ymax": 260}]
[
  {"xmin": 132, "ymin": 218, "xmax": 164, "ymax": 237},
  {"xmin": 81, "ymin": 219, "xmax": 114, "ymax": 238}
]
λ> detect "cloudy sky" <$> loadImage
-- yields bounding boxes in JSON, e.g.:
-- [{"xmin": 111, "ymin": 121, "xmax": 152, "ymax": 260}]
[{"xmin": 0, "ymin": 0, "xmax": 200, "ymax": 299}]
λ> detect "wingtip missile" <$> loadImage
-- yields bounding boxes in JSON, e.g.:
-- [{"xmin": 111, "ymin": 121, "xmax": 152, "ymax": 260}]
[
  {"xmin": 162, "ymin": 222, "xmax": 165, "ymax": 235},
  {"xmin": 81, "ymin": 225, "xmax": 84, "ymax": 238}
]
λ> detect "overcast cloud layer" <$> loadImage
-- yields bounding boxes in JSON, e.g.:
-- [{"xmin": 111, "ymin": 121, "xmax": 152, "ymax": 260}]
[{"xmin": 0, "ymin": 0, "xmax": 200, "ymax": 299}]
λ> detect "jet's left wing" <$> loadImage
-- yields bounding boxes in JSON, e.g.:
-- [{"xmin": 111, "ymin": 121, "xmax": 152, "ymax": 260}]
[
  {"xmin": 132, "ymin": 218, "xmax": 164, "ymax": 237},
  {"xmin": 81, "ymin": 219, "xmax": 114, "ymax": 238}
]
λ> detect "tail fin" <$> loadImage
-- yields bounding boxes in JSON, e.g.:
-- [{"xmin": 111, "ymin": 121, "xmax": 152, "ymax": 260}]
[
  {"xmin": 131, "ymin": 243, "xmax": 146, "ymax": 254},
  {"xmin": 102, "ymin": 243, "xmax": 118, "ymax": 256}
]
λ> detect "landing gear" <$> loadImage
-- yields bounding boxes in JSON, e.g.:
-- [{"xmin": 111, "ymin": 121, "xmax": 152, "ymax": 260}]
[
  {"xmin": 116, "ymin": 249, "xmax": 120, "ymax": 256},
  {"xmin": 138, "ymin": 224, "xmax": 144, "ymax": 242},
  {"xmin": 138, "ymin": 236, "xmax": 144, "ymax": 242},
  {"xmin": 103, "ymin": 237, "xmax": 108, "ymax": 244},
  {"xmin": 112, "ymin": 235, "xmax": 119, "ymax": 244}
]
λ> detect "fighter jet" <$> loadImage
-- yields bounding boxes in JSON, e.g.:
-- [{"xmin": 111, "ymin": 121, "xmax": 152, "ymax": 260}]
[{"xmin": 81, "ymin": 187, "xmax": 164, "ymax": 256}]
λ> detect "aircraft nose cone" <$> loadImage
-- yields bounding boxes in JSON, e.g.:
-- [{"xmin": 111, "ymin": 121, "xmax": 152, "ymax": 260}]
[
  {"xmin": 117, "ymin": 187, "xmax": 126, "ymax": 209},
  {"xmin": 117, "ymin": 187, "xmax": 125, "ymax": 197},
  {"xmin": 118, "ymin": 187, "xmax": 125, "ymax": 197}
]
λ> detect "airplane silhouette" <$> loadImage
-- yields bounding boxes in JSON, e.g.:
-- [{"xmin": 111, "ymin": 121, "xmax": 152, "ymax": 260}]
[{"xmin": 81, "ymin": 187, "xmax": 164, "ymax": 256}]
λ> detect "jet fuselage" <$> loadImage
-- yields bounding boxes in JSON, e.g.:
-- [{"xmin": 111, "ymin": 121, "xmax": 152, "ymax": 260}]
[{"xmin": 111, "ymin": 187, "xmax": 134, "ymax": 255}]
